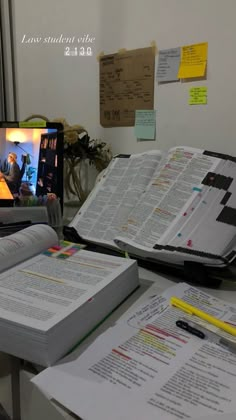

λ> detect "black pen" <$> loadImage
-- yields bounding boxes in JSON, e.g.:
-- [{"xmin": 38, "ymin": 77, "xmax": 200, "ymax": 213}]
[
  {"xmin": 176, "ymin": 317, "xmax": 236, "ymax": 353},
  {"xmin": 176, "ymin": 319, "xmax": 205, "ymax": 339}
]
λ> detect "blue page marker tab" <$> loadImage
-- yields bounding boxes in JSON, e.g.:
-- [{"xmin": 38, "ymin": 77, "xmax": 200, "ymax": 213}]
[{"xmin": 192, "ymin": 187, "xmax": 202, "ymax": 192}]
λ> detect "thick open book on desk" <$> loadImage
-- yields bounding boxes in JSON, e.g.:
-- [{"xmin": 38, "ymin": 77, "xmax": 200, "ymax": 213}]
[
  {"xmin": 70, "ymin": 146, "xmax": 236, "ymax": 267},
  {"xmin": 0, "ymin": 224, "xmax": 138, "ymax": 366}
]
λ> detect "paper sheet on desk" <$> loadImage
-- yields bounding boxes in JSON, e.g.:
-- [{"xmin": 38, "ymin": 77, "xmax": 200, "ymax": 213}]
[
  {"xmin": 191, "ymin": 414, "xmax": 236, "ymax": 420},
  {"xmin": 33, "ymin": 283, "xmax": 236, "ymax": 420}
]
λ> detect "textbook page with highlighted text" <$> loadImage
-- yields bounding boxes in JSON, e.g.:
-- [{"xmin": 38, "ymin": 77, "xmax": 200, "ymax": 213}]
[
  {"xmin": 70, "ymin": 146, "xmax": 236, "ymax": 267},
  {"xmin": 0, "ymin": 224, "xmax": 139, "ymax": 366}
]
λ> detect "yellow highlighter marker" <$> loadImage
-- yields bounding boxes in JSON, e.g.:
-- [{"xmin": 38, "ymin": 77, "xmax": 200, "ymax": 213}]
[{"xmin": 170, "ymin": 296, "xmax": 236, "ymax": 337}]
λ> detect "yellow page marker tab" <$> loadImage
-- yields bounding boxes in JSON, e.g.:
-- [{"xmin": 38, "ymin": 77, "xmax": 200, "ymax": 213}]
[
  {"xmin": 189, "ymin": 86, "xmax": 207, "ymax": 105},
  {"xmin": 178, "ymin": 42, "xmax": 208, "ymax": 79},
  {"xmin": 19, "ymin": 121, "xmax": 47, "ymax": 128}
]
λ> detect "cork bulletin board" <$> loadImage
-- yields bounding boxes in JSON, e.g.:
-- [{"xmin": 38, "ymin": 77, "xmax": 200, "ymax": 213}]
[{"xmin": 100, "ymin": 47, "xmax": 155, "ymax": 127}]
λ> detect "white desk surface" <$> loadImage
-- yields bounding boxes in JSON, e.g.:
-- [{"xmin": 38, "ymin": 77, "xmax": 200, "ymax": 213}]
[{"xmin": 1, "ymin": 266, "xmax": 236, "ymax": 420}]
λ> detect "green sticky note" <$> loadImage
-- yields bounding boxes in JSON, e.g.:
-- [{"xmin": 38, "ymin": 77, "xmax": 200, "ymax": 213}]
[
  {"xmin": 189, "ymin": 97, "xmax": 207, "ymax": 105},
  {"xmin": 134, "ymin": 110, "xmax": 156, "ymax": 141},
  {"xmin": 189, "ymin": 87, "xmax": 207, "ymax": 105},
  {"xmin": 19, "ymin": 121, "xmax": 47, "ymax": 128}
]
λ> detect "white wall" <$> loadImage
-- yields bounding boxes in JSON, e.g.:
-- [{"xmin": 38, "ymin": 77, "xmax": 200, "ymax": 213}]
[
  {"xmin": 12, "ymin": 0, "xmax": 236, "ymax": 156},
  {"xmin": 13, "ymin": 0, "xmax": 104, "ymax": 140}
]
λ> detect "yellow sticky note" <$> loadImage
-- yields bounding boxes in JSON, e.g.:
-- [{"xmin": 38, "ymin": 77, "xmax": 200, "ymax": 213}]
[
  {"xmin": 189, "ymin": 87, "xmax": 207, "ymax": 105},
  {"xmin": 19, "ymin": 121, "xmax": 47, "ymax": 128},
  {"xmin": 178, "ymin": 42, "xmax": 208, "ymax": 79}
]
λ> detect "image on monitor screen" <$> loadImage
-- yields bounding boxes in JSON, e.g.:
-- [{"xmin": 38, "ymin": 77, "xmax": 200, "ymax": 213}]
[
  {"xmin": 0, "ymin": 122, "xmax": 63, "ymax": 208},
  {"xmin": 36, "ymin": 131, "xmax": 58, "ymax": 196}
]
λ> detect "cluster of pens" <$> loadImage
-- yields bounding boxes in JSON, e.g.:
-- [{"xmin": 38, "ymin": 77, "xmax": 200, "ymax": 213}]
[
  {"xmin": 18, "ymin": 194, "xmax": 51, "ymax": 207},
  {"xmin": 17, "ymin": 193, "xmax": 63, "ymax": 234},
  {"xmin": 171, "ymin": 297, "xmax": 236, "ymax": 353}
]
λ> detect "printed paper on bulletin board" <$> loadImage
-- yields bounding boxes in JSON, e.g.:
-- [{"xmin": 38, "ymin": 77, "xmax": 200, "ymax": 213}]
[{"xmin": 100, "ymin": 47, "xmax": 155, "ymax": 127}]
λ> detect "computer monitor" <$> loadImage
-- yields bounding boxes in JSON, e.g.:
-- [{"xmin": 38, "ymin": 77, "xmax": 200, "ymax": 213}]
[{"xmin": 0, "ymin": 121, "xmax": 64, "ymax": 208}]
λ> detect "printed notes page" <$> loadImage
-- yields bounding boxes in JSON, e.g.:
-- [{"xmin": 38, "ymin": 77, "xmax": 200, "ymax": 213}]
[{"xmin": 33, "ymin": 282, "xmax": 236, "ymax": 419}]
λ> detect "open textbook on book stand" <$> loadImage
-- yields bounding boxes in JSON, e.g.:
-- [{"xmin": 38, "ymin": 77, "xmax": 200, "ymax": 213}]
[{"xmin": 68, "ymin": 146, "xmax": 236, "ymax": 283}]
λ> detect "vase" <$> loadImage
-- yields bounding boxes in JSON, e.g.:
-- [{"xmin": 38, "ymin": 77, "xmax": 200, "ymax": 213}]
[{"xmin": 63, "ymin": 158, "xmax": 98, "ymax": 222}]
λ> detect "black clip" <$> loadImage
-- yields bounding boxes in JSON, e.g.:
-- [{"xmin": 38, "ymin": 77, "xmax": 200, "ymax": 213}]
[{"xmin": 63, "ymin": 226, "xmax": 86, "ymax": 244}]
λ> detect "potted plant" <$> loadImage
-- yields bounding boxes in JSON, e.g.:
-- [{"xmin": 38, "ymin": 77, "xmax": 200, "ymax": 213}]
[
  {"xmin": 20, "ymin": 166, "xmax": 36, "ymax": 196},
  {"xmin": 52, "ymin": 118, "xmax": 112, "ymax": 204},
  {"xmin": 26, "ymin": 166, "xmax": 36, "ymax": 184}
]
